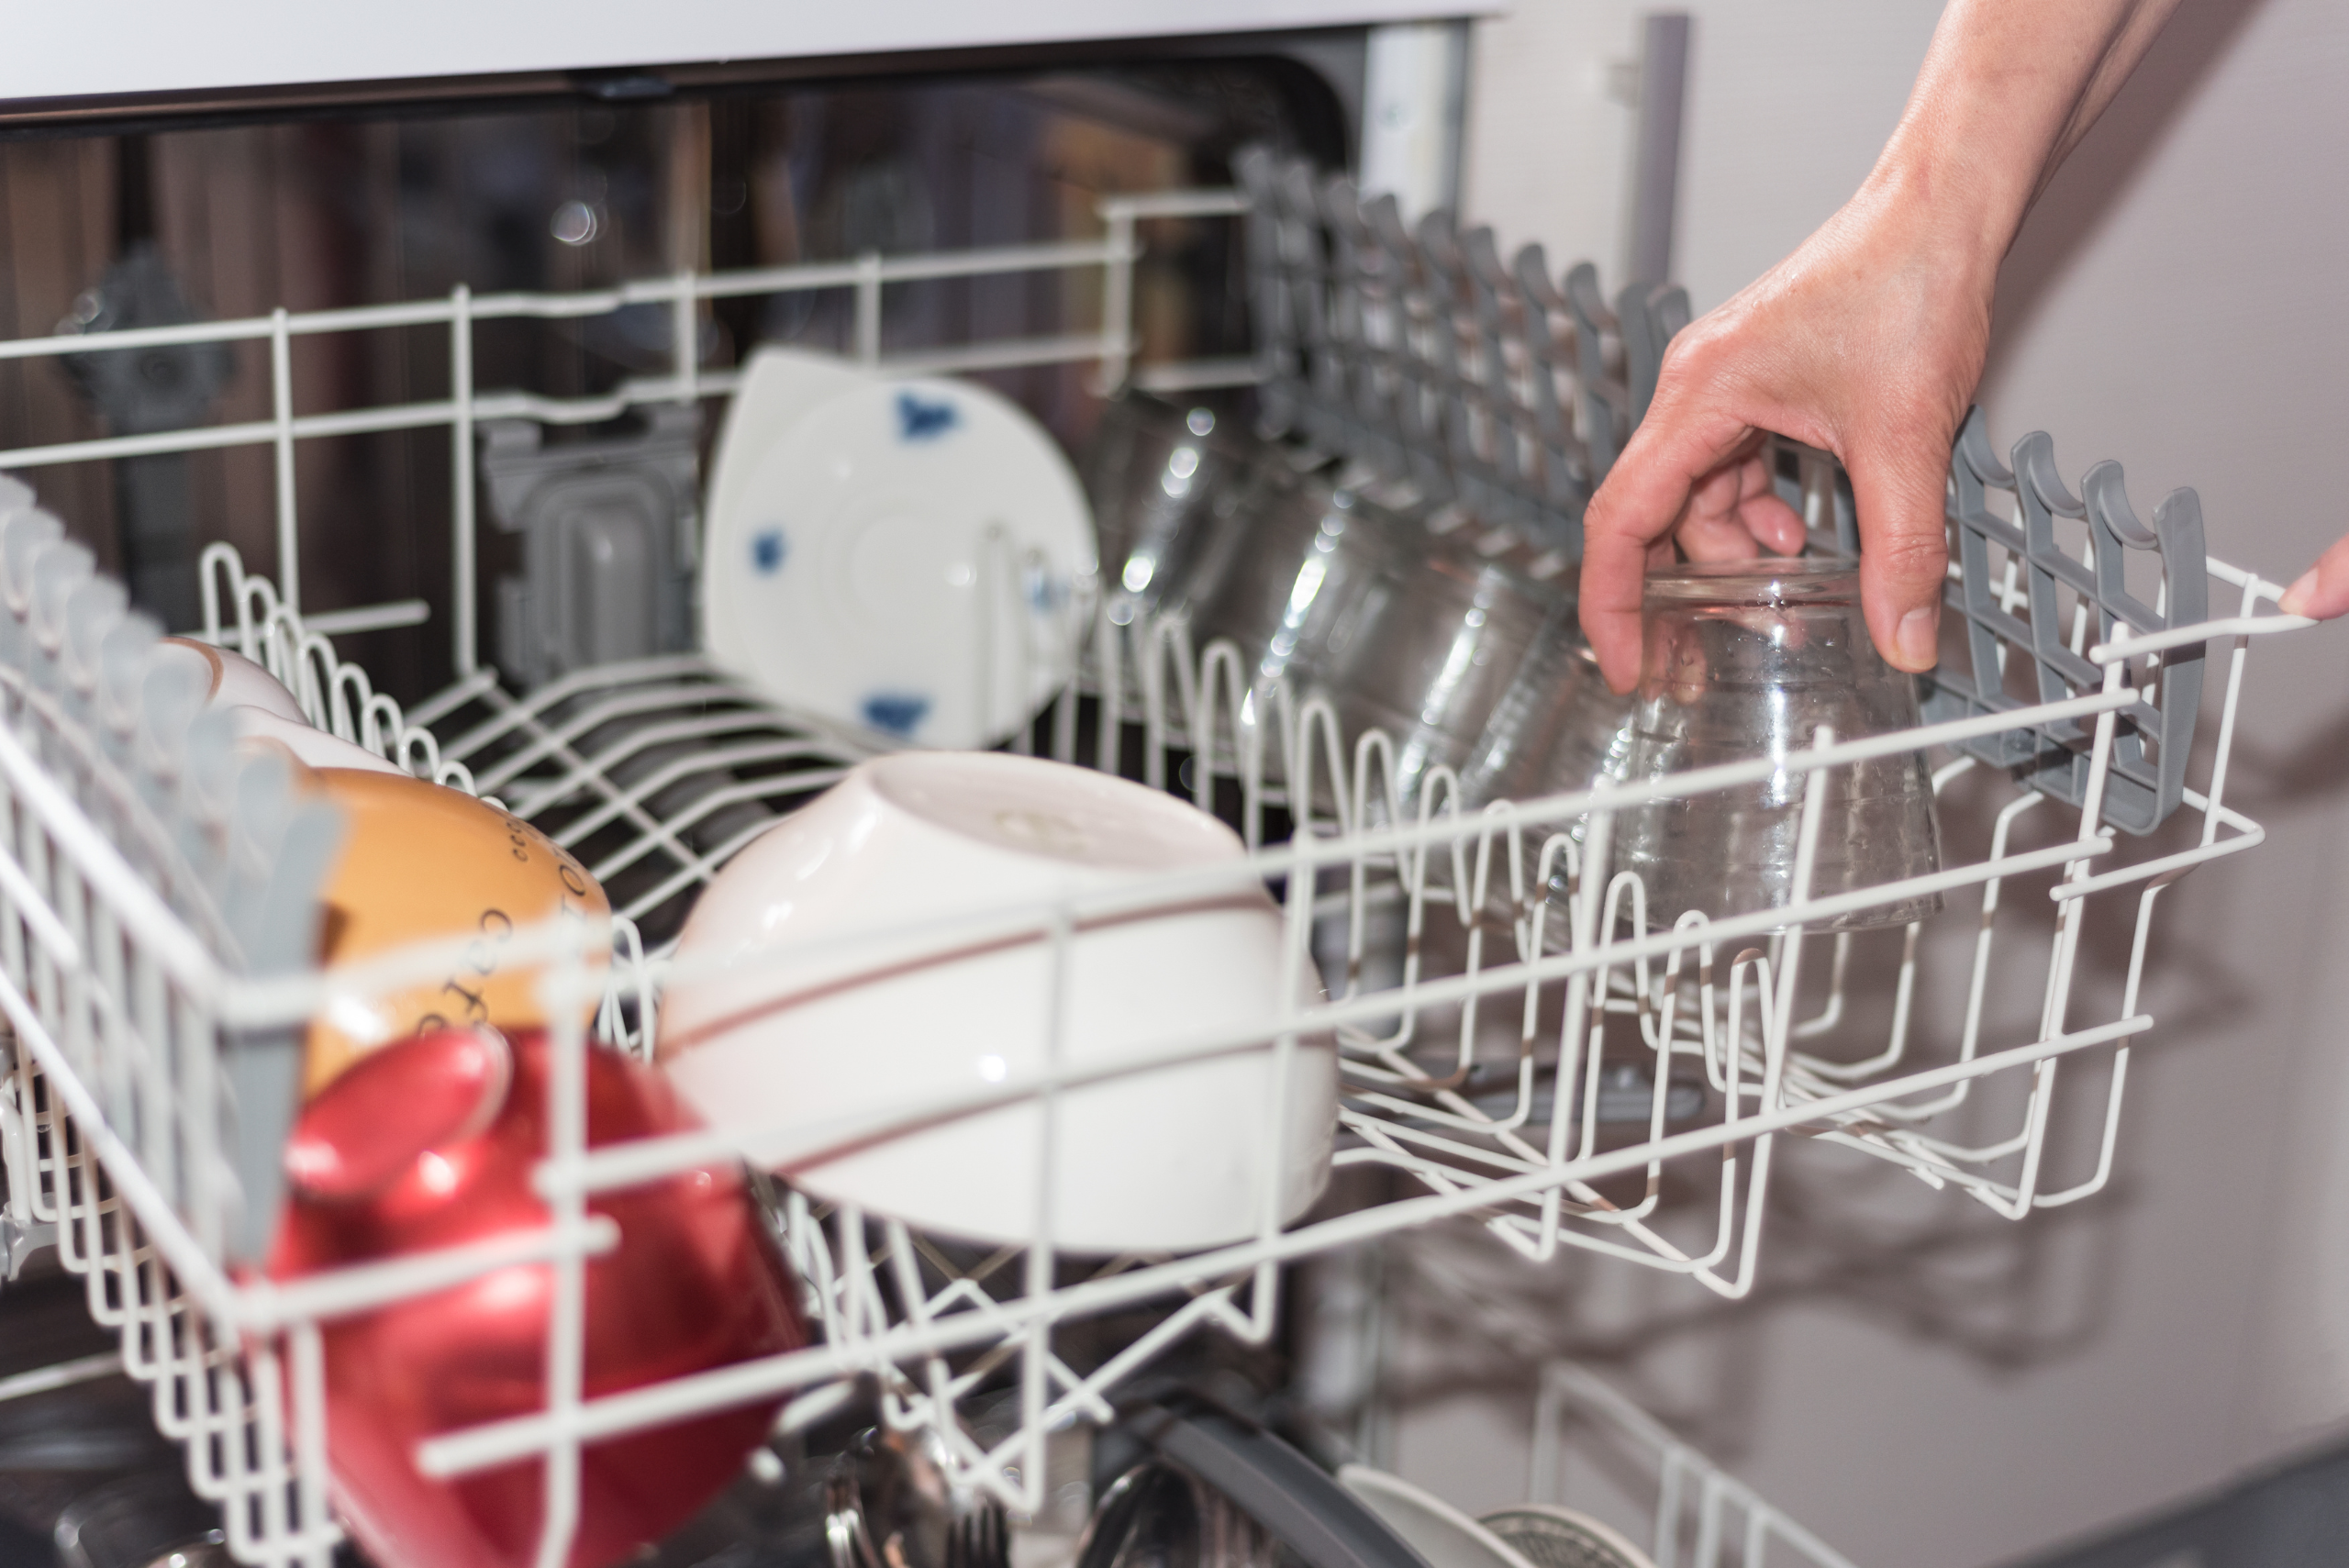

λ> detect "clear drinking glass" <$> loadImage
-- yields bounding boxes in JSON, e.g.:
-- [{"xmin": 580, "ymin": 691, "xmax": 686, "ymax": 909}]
[
  {"xmin": 1185, "ymin": 473, "xmax": 1598, "ymax": 822},
  {"xmin": 1520, "ymin": 636, "xmax": 1642, "ymax": 936},
  {"xmin": 1521, "ymin": 637, "xmax": 1641, "ymax": 834},
  {"xmin": 1612, "ymin": 557, "xmax": 1941, "ymax": 930},
  {"xmin": 1079, "ymin": 391, "xmax": 1275, "ymax": 626},
  {"xmin": 1182, "ymin": 473, "xmax": 1415, "ymax": 695},
  {"xmin": 1321, "ymin": 549, "xmax": 1583, "ymax": 816}
]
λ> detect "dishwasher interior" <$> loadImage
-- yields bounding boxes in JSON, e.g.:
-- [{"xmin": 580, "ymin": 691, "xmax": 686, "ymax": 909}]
[{"xmin": 0, "ymin": 46, "xmax": 2315, "ymax": 1568}]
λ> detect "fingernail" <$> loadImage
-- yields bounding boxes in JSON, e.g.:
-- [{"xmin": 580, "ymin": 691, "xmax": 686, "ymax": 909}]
[
  {"xmin": 1896, "ymin": 607, "xmax": 1937, "ymax": 671},
  {"xmin": 2280, "ymin": 568, "xmax": 2319, "ymax": 616}
]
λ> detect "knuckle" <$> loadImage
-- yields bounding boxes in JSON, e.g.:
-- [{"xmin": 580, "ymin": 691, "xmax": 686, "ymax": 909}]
[{"xmin": 1871, "ymin": 529, "xmax": 1949, "ymax": 586}]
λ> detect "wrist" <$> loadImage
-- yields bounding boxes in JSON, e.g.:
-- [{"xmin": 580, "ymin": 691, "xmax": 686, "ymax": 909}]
[{"xmin": 1842, "ymin": 142, "xmax": 2014, "ymax": 300}]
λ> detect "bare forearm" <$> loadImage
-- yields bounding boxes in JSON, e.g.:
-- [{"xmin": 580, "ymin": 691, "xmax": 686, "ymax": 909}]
[{"xmin": 1866, "ymin": 0, "xmax": 2187, "ymax": 268}]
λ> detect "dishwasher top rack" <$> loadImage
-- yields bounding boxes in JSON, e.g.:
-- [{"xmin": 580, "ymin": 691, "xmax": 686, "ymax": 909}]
[
  {"xmin": 0, "ymin": 490, "xmax": 2310, "ymax": 1568},
  {"xmin": 0, "ymin": 164, "xmax": 2321, "ymax": 1568}
]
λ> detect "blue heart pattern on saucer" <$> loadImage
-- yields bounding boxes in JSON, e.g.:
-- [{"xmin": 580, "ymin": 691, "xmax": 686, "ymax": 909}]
[
  {"xmin": 861, "ymin": 692, "xmax": 932, "ymax": 738},
  {"xmin": 896, "ymin": 391, "xmax": 959, "ymax": 441},
  {"xmin": 751, "ymin": 528, "xmax": 787, "ymax": 573}
]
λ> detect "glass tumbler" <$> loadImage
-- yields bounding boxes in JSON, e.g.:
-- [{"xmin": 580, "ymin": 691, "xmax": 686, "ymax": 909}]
[
  {"xmin": 1169, "ymin": 473, "xmax": 1413, "ymax": 794},
  {"xmin": 1522, "ymin": 636, "xmax": 1642, "ymax": 835},
  {"xmin": 1521, "ymin": 635, "xmax": 1642, "ymax": 937},
  {"xmin": 1613, "ymin": 557, "xmax": 1941, "ymax": 930},
  {"xmin": 1079, "ymin": 391, "xmax": 1275, "ymax": 625},
  {"xmin": 1182, "ymin": 473, "xmax": 1415, "ymax": 695},
  {"xmin": 1321, "ymin": 548, "xmax": 1583, "ymax": 817}
]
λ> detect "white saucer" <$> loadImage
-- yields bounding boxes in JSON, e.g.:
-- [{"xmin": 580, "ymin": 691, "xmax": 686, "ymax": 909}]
[
  {"xmin": 1477, "ymin": 1506, "xmax": 1656, "ymax": 1568},
  {"xmin": 1338, "ymin": 1468, "xmax": 1542, "ymax": 1568},
  {"xmin": 710, "ymin": 374, "xmax": 1096, "ymax": 750},
  {"xmin": 702, "ymin": 347, "xmax": 877, "ymax": 670}
]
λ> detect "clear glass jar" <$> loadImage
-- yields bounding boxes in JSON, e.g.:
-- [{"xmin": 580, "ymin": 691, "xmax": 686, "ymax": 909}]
[{"xmin": 1614, "ymin": 556, "xmax": 1941, "ymax": 930}]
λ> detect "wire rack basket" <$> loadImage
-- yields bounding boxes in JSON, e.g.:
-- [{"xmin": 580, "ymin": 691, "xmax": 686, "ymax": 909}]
[
  {"xmin": 0, "ymin": 167, "xmax": 2318, "ymax": 1568},
  {"xmin": 1531, "ymin": 1362, "xmax": 1854, "ymax": 1568}
]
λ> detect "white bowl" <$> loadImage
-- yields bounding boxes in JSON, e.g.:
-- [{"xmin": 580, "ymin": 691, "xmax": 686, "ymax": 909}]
[
  {"xmin": 232, "ymin": 707, "xmax": 406, "ymax": 776},
  {"xmin": 657, "ymin": 751, "xmax": 1334, "ymax": 1253},
  {"xmin": 156, "ymin": 636, "xmax": 308, "ymax": 721}
]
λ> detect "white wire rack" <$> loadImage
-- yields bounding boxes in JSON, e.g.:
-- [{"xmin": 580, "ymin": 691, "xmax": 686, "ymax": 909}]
[
  {"xmin": 1531, "ymin": 1362, "xmax": 1854, "ymax": 1568},
  {"xmin": 0, "ymin": 184, "xmax": 2320, "ymax": 1568}
]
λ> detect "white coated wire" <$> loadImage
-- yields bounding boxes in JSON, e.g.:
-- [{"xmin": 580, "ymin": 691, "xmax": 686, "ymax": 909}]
[{"xmin": 0, "ymin": 187, "xmax": 2311, "ymax": 1568}]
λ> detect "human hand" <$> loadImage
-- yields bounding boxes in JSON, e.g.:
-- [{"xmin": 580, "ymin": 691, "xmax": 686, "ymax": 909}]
[
  {"xmin": 2278, "ymin": 534, "xmax": 2349, "ymax": 619},
  {"xmin": 1575, "ymin": 0, "xmax": 2199, "ymax": 692},
  {"xmin": 1578, "ymin": 179, "xmax": 1996, "ymax": 693}
]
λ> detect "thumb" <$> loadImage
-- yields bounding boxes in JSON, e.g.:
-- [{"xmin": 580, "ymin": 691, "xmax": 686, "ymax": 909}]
[{"xmin": 1845, "ymin": 436, "xmax": 1953, "ymax": 673}]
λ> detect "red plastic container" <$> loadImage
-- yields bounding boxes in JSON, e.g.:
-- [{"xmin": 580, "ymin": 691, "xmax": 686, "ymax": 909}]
[{"xmin": 267, "ymin": 1025, "xmax": 806, "ymax": 1568}]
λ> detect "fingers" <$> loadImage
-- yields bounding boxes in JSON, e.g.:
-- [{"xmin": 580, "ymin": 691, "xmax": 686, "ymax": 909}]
[
  {"xmin": 2278, "ymin": 531, "xmax": 2349, "ymax": 619},
  {"xmin": 1676, "ymin": 454, "xmax": 1771, "ymax": 562},
  {"xmin": 1579, "ymin": 498, "xmax": 1664, "ymax": 695},
  {"xmin": 1678, "ymin": 452, "xmax": 1809, "ymax": 562},
  {"xmin": 1845, "ymin": 440, "xmax": 1954, "ymax": 673},
  {"xmin": 1587, "ymin": 440, "xmax": 1815, "ymax": 695},
  {"xmin": 1737, "ymin": 472, "xmax": 1809, "ymax": 556},
  {"xmin": 1582, "ymin": 407, "xmax": 1761, "ymax": 692}
]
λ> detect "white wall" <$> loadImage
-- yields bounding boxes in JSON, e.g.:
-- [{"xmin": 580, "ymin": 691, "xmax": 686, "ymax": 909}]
[{"xmin": 1417, "ymin": 3, "xmax": 2349, "ymax": 1564}]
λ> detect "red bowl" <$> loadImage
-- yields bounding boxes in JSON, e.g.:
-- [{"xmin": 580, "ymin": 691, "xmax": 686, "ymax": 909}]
[{"xmin": 267, "ymin": 1026, "xmax": 807, "ymax": 1568}]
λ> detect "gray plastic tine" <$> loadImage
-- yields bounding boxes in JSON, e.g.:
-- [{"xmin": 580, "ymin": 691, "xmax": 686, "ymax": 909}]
[
  {"xmin": 181, "ymin": 707, "xmax": 239, "ymax": 838},
  {"xmin": 0, "ymin": 508, "xmax": 62, "ymax": 610},
  {"xmin": 29, "ymin": 539, "xmax": 94, "ymax": 647},
  {"xmin": 1360, "ymin": 193, "xmax": 1448, "ymax": 491},
  {"xmin": 218, "ymin": 744, "xmax": 347, "ymax": 1262},
  {"xmin": 2015, "ymin": 430, "xmax": 2085, "ymax": 518},
  {"xmin": 233, "ymin": 756, "xmax": 344, "ymax": 979},
  {"xmin": 1509, "ymin": 243, "xmax": 1593, "ymax": 533},
  {"xmin": 1514, "ymin": 241, "xmax": 1566, "ymax": 316},
  {"xmin": 1314, "ymin": 173, "xmax": 1382, "ymax": 460},
  {"xmin": 97, "ymin": 611, "xmax": 162, "ymax": 747},
  {"xmin": 0, "ymin": 511, "xmax": 65, "ymax": 671},
  {"xmin": 63, "ymin": 577, "xmax": 128, "ymax": 698},
  {"xmin": 1618, "ymin": 281, "xmax": 1689, "ymax": 428},
  {"xmin": 1560, "ymin": 264, "xmax": 1620, "ymax": 474},
  {"xmin": 1414, "ymin": 206, "xmax": 1463, "ymax": 284},
  {"xmin": 1954, "ymin": 404, "xmax": 2016, "ymax": 487},
  {"xmin": 2083, "ymin": 462, "xmax": 2208, "ymax": 828},
  {"xmin": 1232, "ymin": 145, "xmax": 1296, "ymax": 421},
  {"xmin": 28, "ymin": 543, "xmax": 96, "ymax": 714},
  {"xmin": 225, "ymin": 744, "xmax": 293, "ymax": 940},
  {"xmin": 1277, "ymin": 155, "xmax": 1321, "ymax": 226},
  {"xmin": 137, "ymin": 647, "xmax": 210, "ymax": 787},
  {"xmin": 1510, "ymin": 243, "xmax": 1569, "ymax": 434},
  {"xmin": 174, "ymin": 710, "xmax": 240, "ymax": 927},
  {"xmin": 1459, "ymin": 227, "xmax": 1523, "ymax": 468},
  {"xmin": 1649, "ymin": 283, "xmax": 1691, "ymax": 341},
  {"xmin": 1918, "ymin": 406, "xmax": 2211, "ymax": 834},
  {"xmin": 1408, "ymin": 210, "xmax": 1482, "ymax": 489}
]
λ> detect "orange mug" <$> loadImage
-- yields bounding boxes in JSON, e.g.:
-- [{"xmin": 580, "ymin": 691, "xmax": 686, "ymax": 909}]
[{"xmin": 305, "ymin": 768, "xmax": 610, "ymax": 1095}]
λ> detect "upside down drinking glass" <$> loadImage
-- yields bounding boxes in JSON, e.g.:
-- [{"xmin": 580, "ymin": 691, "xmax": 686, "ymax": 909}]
[{"xmin": 1612, "ymin": 557, "xmax": 1942, "ymax": 931}]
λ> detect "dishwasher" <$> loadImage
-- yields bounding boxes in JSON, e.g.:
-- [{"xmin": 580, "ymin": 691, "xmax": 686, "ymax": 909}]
[{"xmin": 0, "ymin": 11, "xmax": 2315, "ymax": 1568}]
